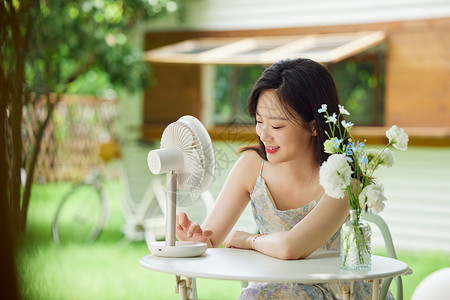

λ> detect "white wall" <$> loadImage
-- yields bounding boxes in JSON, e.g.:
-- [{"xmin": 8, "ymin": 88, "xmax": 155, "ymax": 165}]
[{"xmin": 145, "ymin": 0, "xmax": 450, "ymax": 32}]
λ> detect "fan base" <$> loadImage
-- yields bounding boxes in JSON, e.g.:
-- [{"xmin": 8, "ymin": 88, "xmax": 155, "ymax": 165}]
[{"xmin": 148, "ymin": 241, "xmax": 207, "ymax": 257}]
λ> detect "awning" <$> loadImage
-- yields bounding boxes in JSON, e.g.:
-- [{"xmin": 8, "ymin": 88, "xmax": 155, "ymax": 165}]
[{"xmin": 144, "ymin": 31, "xmax": 386, "ymax": 65}]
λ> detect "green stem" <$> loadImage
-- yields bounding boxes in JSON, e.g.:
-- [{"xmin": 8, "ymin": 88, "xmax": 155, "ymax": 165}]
[
  {"xmin": 342, "ymin": 211, "xmax": 371, "ymax": 267},
  {"xmin": 367, "ymin": 141, "xmax": 393, "ymax": 179}
]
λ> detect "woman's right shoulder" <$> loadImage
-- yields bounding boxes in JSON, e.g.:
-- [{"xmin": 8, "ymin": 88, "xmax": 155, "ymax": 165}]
[
  {"xmin": 237, "ymin": 149, "xmax": 263, "ymax": 167},
  {"xmin": 230, "ymin": 150, "xmax": 263, "ymax": 191}
]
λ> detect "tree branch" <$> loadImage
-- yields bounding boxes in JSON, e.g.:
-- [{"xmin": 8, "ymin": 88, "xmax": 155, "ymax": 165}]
[
  {"xmin": 21, "ymin": 0, "xmax": 35, "ymax": 56},
  {"xmin": 20, "ymin": 93, "xmax": 58, "ymax": 227},
  {"xmin": 64, "ymin": 54, "xmax": 97, "ymax": 88},
  {"xmin": 6, "ymin": 0, "xmax": 21, "ymax": 53}
]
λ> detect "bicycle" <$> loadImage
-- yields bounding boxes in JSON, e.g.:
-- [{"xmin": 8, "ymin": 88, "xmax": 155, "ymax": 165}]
[
  {"xmin": 51, "ymin": 132, "xmax": 123, "ymax": 244},
  {"xmin": 52, "ymin": 148, "xmax": 215, "ymax": 244},
  {"xmin": 52, "ymin": 168, "xmax": 108, "ymax": 243}
]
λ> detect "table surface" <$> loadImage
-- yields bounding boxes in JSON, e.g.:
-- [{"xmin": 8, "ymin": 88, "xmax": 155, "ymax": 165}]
[{"xmin": 140, "ymin": 248, "xmax": 409, "ymax": 284}]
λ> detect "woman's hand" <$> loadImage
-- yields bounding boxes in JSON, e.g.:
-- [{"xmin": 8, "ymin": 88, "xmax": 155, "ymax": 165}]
[
  {"xmin": 223, "ymin": 230, "xmax": 255, "ymax": 249},
  {"xmin": 176, "ymin": 212, "xmax": 213, "ymax": 245}
]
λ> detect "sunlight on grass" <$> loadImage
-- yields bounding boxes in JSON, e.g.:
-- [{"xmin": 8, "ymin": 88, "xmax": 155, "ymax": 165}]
[
  {"xmin": 18, "ymin": 180, "xmax": 242, "ymax": 300},
  {"xmin": 18, "ymin": 241, "xmax": 180, "ymax": 299},
  {"xmin": 396, "ymin": 252, "xmax": 450, "ymax": 300}
]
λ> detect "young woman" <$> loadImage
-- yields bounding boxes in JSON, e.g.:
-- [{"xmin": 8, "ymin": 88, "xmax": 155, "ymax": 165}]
[{"xmin": 176, "ymin": 58, "xmax": 383, "ymax": 299}]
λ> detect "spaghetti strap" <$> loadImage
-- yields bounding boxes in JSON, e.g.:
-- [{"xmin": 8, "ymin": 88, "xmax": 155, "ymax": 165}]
[{"xmin": 259, "ymin": 159, "xmax": 265, "ymax": 176}]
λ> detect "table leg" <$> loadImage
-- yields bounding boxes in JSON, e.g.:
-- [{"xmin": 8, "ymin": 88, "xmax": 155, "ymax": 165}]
[
  {"xmin": 175, "ymin": 275, "xmax": 191, "ymax": 300},
  {"xmin": 188, "ymin": 277, "xmax": 198, "ymax": 299},
  {"xmin": 371, "ymin": 279, "xmax": 380, "ymax": 300},
  {"xmin": 342, "ymin": 284, "xmax": 350, "ymax": 300},
  {"xmin": 350, "ymin": 281, "xmax": 355, "ymax": 300}
]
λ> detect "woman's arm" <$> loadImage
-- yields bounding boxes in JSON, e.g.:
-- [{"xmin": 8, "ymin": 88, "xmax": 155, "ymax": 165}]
[
  {"xmin": 176, "ymin": 151, "xmax": 261, "ymax": 248},
  {"xmin": 223, "ymin": 193, "xmax": 349, "ymax": 260}
]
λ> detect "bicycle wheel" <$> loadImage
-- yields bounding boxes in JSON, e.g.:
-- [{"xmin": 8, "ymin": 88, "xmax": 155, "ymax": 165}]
[{"xmin": 52, "ymin": 183, "xmax": 108, "ymax": 243}]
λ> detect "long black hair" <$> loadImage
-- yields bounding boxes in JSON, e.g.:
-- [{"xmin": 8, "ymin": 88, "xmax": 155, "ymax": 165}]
[{"xmin": 241, "ymin": 58, "xmax": 343, "ymax": 165}]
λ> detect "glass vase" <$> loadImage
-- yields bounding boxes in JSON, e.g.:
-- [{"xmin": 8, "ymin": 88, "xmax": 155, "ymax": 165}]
[{"xmin": 340, "ymin": 210, "xmax": 372, "ymax": 270}]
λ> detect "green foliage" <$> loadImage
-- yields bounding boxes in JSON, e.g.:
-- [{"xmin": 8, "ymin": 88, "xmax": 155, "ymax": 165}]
[
  {"xmin": 333, "ymin": 60, "xmax": 385, "ymax": 126},
  {"xmin": 20, "ymin": 0, "xmax": 182, "ymax": 97},
  {"xmin": 214, "ymin": 65, "xmax": 262, "ymax": 124},
  {"xmin": 214, "ymin": 65, "xmax": 233, "ymax": 122},
  {"xmin": 0, "ymin": 0, "xmax": 183, "ymax": 234}
]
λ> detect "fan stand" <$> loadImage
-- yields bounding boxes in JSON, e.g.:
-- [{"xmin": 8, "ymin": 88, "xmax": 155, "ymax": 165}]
[
  {"xmin": 147, "ymin": 171, "xmax": 207, "ymax": 257},
  {"xmin": 147, "ymin": 115, "xmax": 213, "ymax": 258}
]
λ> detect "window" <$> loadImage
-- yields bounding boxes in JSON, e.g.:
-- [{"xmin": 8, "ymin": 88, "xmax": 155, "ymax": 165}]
[
  {"xmin": 145, "ymin": 31, "xmax": 386, "ymax": 127},
  {"xmin": 212, "ymin": 53, "xmax": 385, "ymax": 126},
  {"xmin": 214, "ymin": 65, "xmax": 262, "ymax": 124},
  {"xmin": 332, "ymin": 45, "xmax": 385, "ymax": 126}
]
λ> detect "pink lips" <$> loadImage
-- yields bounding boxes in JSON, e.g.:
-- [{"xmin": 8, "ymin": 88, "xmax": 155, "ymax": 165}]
[{"xmin": 266, "ymin": 146, "xmax": 280, "ymax": 154}]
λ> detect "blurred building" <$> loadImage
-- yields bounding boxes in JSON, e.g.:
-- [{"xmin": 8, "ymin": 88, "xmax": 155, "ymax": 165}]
[
  {"xmin": 132, "ymin": 1, "xmax": 450, "ymax": 253},
  {"xmin": 141, "ymin": 0, "xmax": 450, "ymax": 146}
]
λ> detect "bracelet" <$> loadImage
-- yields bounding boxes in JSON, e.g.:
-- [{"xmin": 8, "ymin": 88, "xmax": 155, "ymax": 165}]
[{"xmin": 251, "ymin": 233, "xmax": 267, "ymax": 250}]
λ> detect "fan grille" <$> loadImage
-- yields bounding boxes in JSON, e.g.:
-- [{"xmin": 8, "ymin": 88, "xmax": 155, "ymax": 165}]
[{"xmin": 161, "ymin": 121, "xmax": 206, "ymax": 192}]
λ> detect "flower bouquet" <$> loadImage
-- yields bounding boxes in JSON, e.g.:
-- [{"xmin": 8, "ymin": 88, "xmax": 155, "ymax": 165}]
[{"xmin": 317, "ymin": 104, "xmax": 409, "ymax": 270}]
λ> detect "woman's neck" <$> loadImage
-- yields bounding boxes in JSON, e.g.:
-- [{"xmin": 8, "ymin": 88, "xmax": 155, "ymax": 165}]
[{"xmin": 275, "ymin": 155, "xmax": 320, "ymax": 184}]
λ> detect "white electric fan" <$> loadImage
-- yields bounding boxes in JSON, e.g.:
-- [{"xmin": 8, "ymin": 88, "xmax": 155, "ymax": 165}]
[{"xmin": 147, "ymin": 115, "xmax": 215, "ymax": 257}]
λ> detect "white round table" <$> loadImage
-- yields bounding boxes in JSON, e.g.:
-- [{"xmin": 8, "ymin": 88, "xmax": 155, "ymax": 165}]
[{"xmin": 140, "ymin": 248, "xmax": 409, "ymax": 299}]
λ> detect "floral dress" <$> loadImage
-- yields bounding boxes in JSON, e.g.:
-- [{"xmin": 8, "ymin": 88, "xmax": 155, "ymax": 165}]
[{"xmin": 239, "ymin": 160, "xmax": 390, "ymax": 300}]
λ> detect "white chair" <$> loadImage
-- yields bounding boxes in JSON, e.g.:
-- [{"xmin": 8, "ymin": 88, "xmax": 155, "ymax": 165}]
[
  {"xmin": 189, "ymin": 212, "xmax": 409, "ymax": 300},
  {"xmin": 119, "ymin": 167, "xmax": 166, "ymax": 242},
  {"xmin": 363, "ymin": 212, "xmax": 412, "ymax": 300},
  {"xmin": 238, "ymin": 213, "xmax": 410, "ymax": 300}
]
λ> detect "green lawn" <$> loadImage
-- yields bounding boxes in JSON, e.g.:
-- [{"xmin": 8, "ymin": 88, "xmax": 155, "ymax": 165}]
[
  {"xmin": 17, "ymin": 146, "xmax": 450, "ymax": 299},
  {"xmin": 17, "ymin": 181, "xmax": 242, "ymax": 300}
]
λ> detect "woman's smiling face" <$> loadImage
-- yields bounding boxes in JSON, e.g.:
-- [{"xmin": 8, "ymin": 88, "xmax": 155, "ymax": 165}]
[{"xmin": 255, "ymin": 90, "xmax": 316, "ymax": 164}]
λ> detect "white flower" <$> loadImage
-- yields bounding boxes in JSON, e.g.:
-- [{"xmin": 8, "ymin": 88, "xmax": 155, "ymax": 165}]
[
  {"xmin": 379, "ymin": 148, "xmax": 395, "ymax": 168},
  {"xmin": 359, "ymin": 184, "xmax": 387, "ymax": 213},
  {"xmin": 325, "ymin": 112, "xmax": 338, "ymax": 124},
  {"xmin": 338, "ymin": 104, "xmax": 350, "ymax": 115},
  {"xmin": 386, "ymin": 125, "xmax": 409, "ymax": 151},
  {"xmin": 319, "ymin": 154, "xmax": 353, "ymax": 199},
  {"xmin": 318, "ymin": 104, "xmax": 327, "ymax": 113},
  {"xmin": 366, "ymin": 149, "xmax": 378, "ymax": 161},
  {"xmin": 365, "ymin": 148, "xmax": 395, "ymax": 173},
  {"xmin": 341, "ymin": 120, "xmax": 354, "ymax": 129}
]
